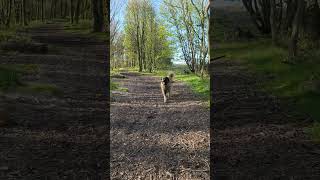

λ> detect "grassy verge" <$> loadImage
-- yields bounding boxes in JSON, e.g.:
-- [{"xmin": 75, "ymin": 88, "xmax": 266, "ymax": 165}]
[
  {"xmin": 110, "ymin": 69, "xmax": 128, "ymax": 92},
  {"xmin": 1, "ymin": 23, "xmax": 63, "ymax": 96},
  {"xmin": 0, "ymin": 64, "xmax": 61, "ymax": 96},
  {"xmin": 17, "ymin": 83, "xmax": 62, "ymax": 96},
  {"xmin": 305, "ymin": 123, "xmax": 320, "ymax": 143},
  {"xmin": 0, "ymin": 21, "xmax": 44, "ymax": 42},
  {"xmin": 214, "ymin": 39, "xmax": 320, "ymax": 141},
  {"xmin": 63, "ymin": 20, "xmax": 107, "ymax": 41}
]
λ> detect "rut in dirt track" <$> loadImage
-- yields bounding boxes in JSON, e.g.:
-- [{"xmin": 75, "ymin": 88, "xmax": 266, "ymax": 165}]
[
  {"xmin": 211, "ymin": 60, "xmax": 320, "ymax": 178},
  {"xmin": 111, "ymin": 72, "xmax": 210, "ymax": 179},
  {"xmin": 0, "ymin": 23, "xmax": 109, "ymax": 179}
]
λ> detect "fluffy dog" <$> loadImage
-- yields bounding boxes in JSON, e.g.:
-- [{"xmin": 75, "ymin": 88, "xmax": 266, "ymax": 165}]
[{"xmin": 160, "ymin": 72, "xmax": 174, "ymax": 103}]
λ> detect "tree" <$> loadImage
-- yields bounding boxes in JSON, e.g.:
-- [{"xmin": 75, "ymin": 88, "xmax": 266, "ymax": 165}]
[
  {"xmin": 191, "ymin": 0, "xmax": 209, "ymax": 77},
  {"xmin": 22, "ymin": 0, "xmax": 27, "ymax": 26},
  {"xmin": 242, "ymin": 0, "xmax": 272, "ymax": 34},
  {"xmin": 92, "ymin": 0, "xmax": 105, "ymax": 32},
  {"xmin": 41, "ymin": 0, "xmax": 44, "ymax": 22},
  {"xmin": 122, "ymin": 0, "xmax": 173, "ymax": 72},
  {"xmin": 288, "ymin": 0, "xmax": 305, "ymax": 61},
  {"xmin": 74, "ymin": 0, "xmax": 81, "ymax": 24},
  {"xmin": 161, "ymin": 0, "xmax": 208, "ymax": 75},
  {"xmin": 208, "ymin": 0, "xmax": 214, "ymax": 64},
  {"xmin": 0, "ymin": 0, "xmax": 99, "ymax": 29},
  {"xmin": 270, "ymin": 0, "xmax": 277, "ymax": 44},
  {"xmin": 70, "ymin": 0, "xmax": 74, "ymax": 23}
]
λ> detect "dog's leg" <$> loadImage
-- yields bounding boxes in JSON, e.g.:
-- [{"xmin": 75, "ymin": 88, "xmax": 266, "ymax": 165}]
[
  {"xmin": 164, "ymin": 95, "xmax": 167, "ymax": 103},
  {"xmin": 161, "ymin": 83, "xmax": 167, "ymax": 103}
]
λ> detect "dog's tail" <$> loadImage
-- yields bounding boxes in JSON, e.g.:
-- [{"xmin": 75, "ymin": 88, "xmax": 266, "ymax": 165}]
[{"xmin": 168, "ymin": 71, "xmax": 175, "ymax": 82}]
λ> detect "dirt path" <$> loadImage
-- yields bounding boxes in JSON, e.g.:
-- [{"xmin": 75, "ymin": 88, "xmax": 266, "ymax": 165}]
[
  {"xmin": 211, "ymin": 60, "xmax": 320, "ymax": 178},
  {"xmin": 111, "ymin": 72, "xmax": 210, "ymax": 179},
  {"xmin": 0, "ymin": 23, "xmax": 109, "ymax": 179}
]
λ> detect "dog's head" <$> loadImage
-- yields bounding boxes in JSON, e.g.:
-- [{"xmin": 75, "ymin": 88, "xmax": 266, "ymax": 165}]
[{"xmin": 161, "ymin": 77, "xmax": 170, "ymax": 85}]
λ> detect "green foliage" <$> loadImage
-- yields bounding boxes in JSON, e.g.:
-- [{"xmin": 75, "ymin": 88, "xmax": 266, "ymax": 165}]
[
  {"xmin": 160, "ymin": 0, "xmax": 209, "ymax": 74},
  {"xmin": 122, "ymin": 0, "xmax": 173, "ymax": 72}
]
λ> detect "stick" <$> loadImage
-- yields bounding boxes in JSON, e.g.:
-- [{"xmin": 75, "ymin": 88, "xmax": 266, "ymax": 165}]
[{"xmin": 210, "ymin": 55, "xmax": 226, "ymax": 62}]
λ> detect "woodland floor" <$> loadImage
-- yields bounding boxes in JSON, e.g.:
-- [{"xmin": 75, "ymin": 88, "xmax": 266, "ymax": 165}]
[
  {"xmin": 211, "ymin": 59, "xmax": 320, "ymax": 179},
  {"xmin": 1, "ymin": 22, "xmax": 319, "ymax": 180},
  {"xmin": 0, "ymin": 23, "xmax": 109, "ymax": 179},
  {"xmin": 111, "ymin": 72, "xmax": 210, "ymax": 179}
]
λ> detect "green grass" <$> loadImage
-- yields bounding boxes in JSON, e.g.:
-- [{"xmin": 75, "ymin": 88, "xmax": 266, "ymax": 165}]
[
  {"xmin": 0, "ymin": 20, "xmax": 44, "ymax": 43},
  {"xmin": 110, "ymin": 81, "xmax": 128, "ymax": 92},
  {"xmin": 18, "ymin": 83, "xmax": 62, "ymax": 96},
  {"xmin": 0, "ymin": 64, "xmax": 61, "ymax": 96},
  {"xmin": 305, "ymin": 123, "xmax": 320, "ymax": 143},
  {"xmin": 63, "ymin": 20, "xmax": 107, "ymax": 41},
  {"xmin": 0, "ymin": 64, "xmax": 39, "ymax": 90},
  {"xmin": 175, "ymin": 74, "xmax": 210, "ymax": 100},
  {"xmin": 110, "ymin": 81, "xmax": 118, "ymax": 91},
  {"xmin": 215, "ymin": 39, "xmax": 320, "ymax": 140},
  {"xmin": 0, "ymin": 64, "xmax": 38, "ymax": 75},
  {"xmin": 0, "ymin": 67, "xmax": 21, "ymax": 91}
]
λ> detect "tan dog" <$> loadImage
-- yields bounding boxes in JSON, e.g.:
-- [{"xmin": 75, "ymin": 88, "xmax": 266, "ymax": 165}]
[{"xmin": 160, "ymin": 72, "xmax": 174, "ymax": 103}]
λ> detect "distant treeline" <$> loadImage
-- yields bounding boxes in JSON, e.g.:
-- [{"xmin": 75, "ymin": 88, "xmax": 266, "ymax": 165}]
[{"xmin": 0, "ymin": 0, "xmax": 108, "ymax": 32}]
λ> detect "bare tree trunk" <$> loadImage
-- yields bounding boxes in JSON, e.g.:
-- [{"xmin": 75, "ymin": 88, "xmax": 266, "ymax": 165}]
[
  {"xmin": 41, "ymin": 0, "xmax": 44, "ymax": 22},
  {"xmin": 75, "ymin": 0, "xmax": 81, "ymax": 24},
  {"xmin": 22, "ymin": 0, "xmax": 27, "ymax": 25},
  {"xmin": 91, "ymin": 0, "xmax": 105, "ymax": 32},
  {"xmin": 288, "ymin": 0, "xmax": 305, "ymax": 61},
  {"xmin": 208, "ymin": 0, "xmax": 214, "ymax": 64},
  {"xmin": 70, "ymin": 0, "xmax": 74, "ymax": 23},
  {"xmin": 64, "ymin": 0, "xmax": 68, "ymax": 18},
  {"xmin": 270, "ymin": 0, "xmax": 277, "ymax": 44},
  {"xmin": 6, "ymin": 0, "xmax": 12, "ymax": 27}
]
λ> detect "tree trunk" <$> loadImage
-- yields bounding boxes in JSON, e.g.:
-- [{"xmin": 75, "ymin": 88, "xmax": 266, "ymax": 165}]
[
  {"xmin": 208, "ymin": 0, "xmax": 214, "ymax": 64},
  {"xmin": 70, "ymin": 0, "xmax": 74, "ymax": 23},
  {"xmin": 270, "ymin": 0, "xmax": 277, "ymax": 44},
  {"xmin": 41, "ymin": 0, "xmax": 44, "ymax": 22},
  {"xmin": 75, "ymin": 0, "xmax": 81, "ymax": 24},
  {"xmin": 91, "ymin": 0, "xmax": 105, "ymax": 32},
  {"xmin": 288, "ymin": 0, "xmax": 305, "ymax": 61},
  {"xmin": 22, "ymin": 0, "xmax": 27, "ymax": 26},
  {"xmin": 6, "ymin": 0, "xmax": 12, "ymax": 27}
]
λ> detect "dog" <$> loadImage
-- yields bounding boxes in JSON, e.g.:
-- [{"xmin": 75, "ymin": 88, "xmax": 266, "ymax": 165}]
[{"xmin": 160, "ymin": 72, "xmax": 174, "ymax": 103}]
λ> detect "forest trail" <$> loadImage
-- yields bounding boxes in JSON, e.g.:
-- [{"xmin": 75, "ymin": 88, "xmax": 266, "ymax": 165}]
[
  {"xmin": 211, "ymin": 59, "xmax": 320, "ymax": 178},
  {"xmin": 111, "ymin": 72, "xmax": 210, "ymax": 179},
  {"xmin": 0, "ymin": 23, "xmax": 109, "ymax": 179}
]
